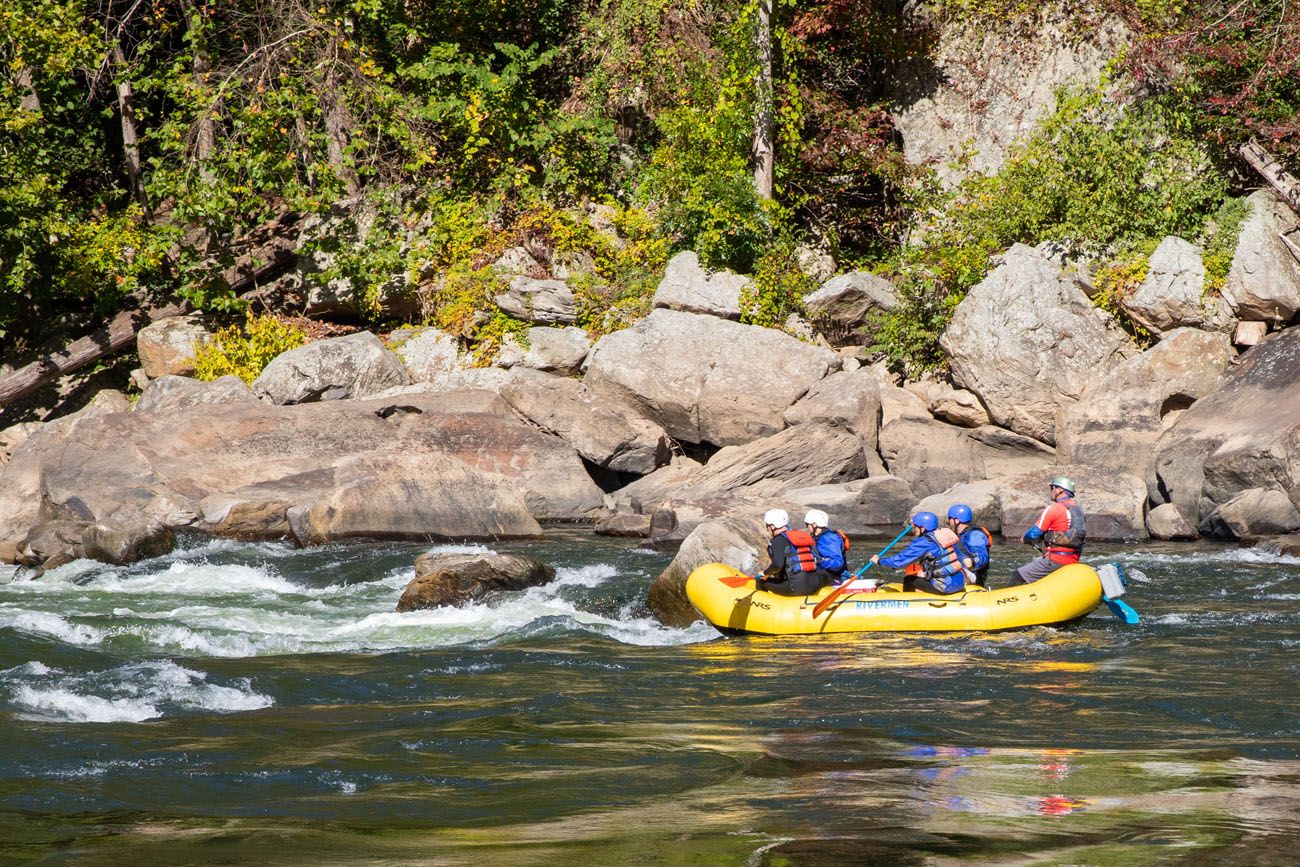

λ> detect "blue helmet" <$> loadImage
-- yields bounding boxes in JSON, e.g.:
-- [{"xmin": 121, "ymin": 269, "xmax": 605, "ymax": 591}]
[
  {"xmin": 912, "ymin": 511, "xmax": 939, "ymax": 532},
  {"xmin": 947, "ymin": 504, "xmax": 973, "ymax": 523}
]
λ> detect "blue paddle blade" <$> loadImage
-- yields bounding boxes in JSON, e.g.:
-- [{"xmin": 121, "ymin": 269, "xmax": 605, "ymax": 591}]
[{"xmin": 1103, "ymin": 596, "xmax": 1140, "ymax": 625}]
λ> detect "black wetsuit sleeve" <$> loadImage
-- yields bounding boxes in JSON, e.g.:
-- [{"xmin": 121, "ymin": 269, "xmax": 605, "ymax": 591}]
[{"xmin": 762, "ymin": 535, "xmax": 791, "ymax": 579}]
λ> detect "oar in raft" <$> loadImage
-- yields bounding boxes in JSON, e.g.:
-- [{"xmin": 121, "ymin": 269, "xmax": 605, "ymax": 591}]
[{"xmin": 811, "ymin": 522, "xmax": 913, "ymax": 619}]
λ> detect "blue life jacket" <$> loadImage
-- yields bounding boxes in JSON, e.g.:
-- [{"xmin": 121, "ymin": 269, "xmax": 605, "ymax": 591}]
[{"xmin": 813, "ymin": 529, "xmax": 849, "ymax": 575}]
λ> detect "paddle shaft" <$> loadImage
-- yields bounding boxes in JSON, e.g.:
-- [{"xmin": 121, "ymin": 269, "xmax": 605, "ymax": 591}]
[{"xmin": 812, "ymin": 523, "xmax": 913, "ymax": 618}]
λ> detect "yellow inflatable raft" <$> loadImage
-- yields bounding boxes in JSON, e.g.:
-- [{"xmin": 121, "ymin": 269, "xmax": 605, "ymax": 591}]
[{"xmin": 685, "ymin": 562, "xmax": 1106, "ymax": 635}]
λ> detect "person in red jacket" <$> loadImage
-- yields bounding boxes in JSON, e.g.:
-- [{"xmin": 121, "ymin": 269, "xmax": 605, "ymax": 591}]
[{"xmin": 1010, "ymin": 476, "xmax": 1086, "ymax": 586}]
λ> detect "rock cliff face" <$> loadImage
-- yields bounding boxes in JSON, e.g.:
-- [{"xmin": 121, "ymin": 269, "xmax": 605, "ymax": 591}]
[{"xmin": 889, "ymin": 7, "xmax": 1128, "ymax": 186}]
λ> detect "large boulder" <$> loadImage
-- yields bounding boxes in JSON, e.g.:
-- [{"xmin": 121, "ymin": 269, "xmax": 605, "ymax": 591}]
[
  {"xmin": 1056, "ymin": 328, "xmax": 1233, "ymax": 477},
  {"xmin": 878, "ymin": 419, "xmax": 1052, "ymax": 501},
  {"xmin": 1222, "ymin": 190, "xmax": 1300, "ymax": 322},
  {"xmin": 390, "ymin": 327, "xmax": 469, "ymax": 383},
  {"xmin": 1000, "ymin": 466, "xmax": 1148, "ymax": 542},
  {"xmin": 584, "ymin": 308, "xmax": 838, "ymax": 447},
  {"xmin": 252, "ymin": 332, "xmax": 410, "ymax": 404},
  {"xmin": 134, "ymin": 375, "xmax": 257, "ymax": 414},
  {"xmin": 0, "ymin": 422, "xmax": 42, "ymax": 463},
  {"xmin": 1121, "ymin": 237, "xmax": 1233, "ymax": 335},
  {"xmin": 941, "ymin": 244, "xmax": 1135, "ymax": 445},
  {"xmin": 853, "ymin": 475, "xmax": 919, "ymax": 527},
  {"xmin": 495, "ymin": 276, "xmax": 577, "ymax": 325},
  {"xmin": 782, "ymin": 367, "xmax": 882, "ymax": 451},
  {"xmin": 608, "ymin": 456, "xmax": 704, "ymax": 515},
  {"xmin": 517, "ymin": 326, "xmax": 591, "ymax": 375},
  {"xmin": 81, "ymin": 513, "xmax": 176, "ymax": 565},
  {"xmin": 657, "ymin": 424, "xmax": 869, "ymax": 504},
  {"xmin": 803, "ymin": 272, "xmax": 897, "ymax": 346},
  {"xmin": 915, "ymin": 480, "xmax": 1002, "ymax": 534},
  {"xmin": 1199, "ymin": 488, "xmax": 1300, "ymax": 541},
  {"xmin": 652, "ymin": 251, "xmax": 748, "ymax": 320},
  {"xmin": 499, "ymin": 369, "xmax": 669, "ymax": 475},
  {"xmin": 647, "ymin": 516, "xmax": 769, "ymax": 626},
  {"xmin": 1149, "ymin": 327, "xmax": 1300, "ymax": 529},
  {"xmin": 643, "ymin": 496, "xmax": 770, "ymax": 551},
  {"xmin": 136, "ymin": 315, "xmax": 212, "ymax": 378},
  {"xmin": 0, "ymin": 391, "xmax": 597, "ymax": 556},
  {"xmin": 396, "ymin": 552, "xmax": 555, "ymax": 611},
  {"xmin": 1146, "ymin": 502, "xmax": 1198, "ymax": 541}
]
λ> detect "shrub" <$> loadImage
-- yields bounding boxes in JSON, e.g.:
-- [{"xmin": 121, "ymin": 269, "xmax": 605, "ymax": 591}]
[
  {"xmin": 193, "ymin": 313, "xmax": 307, "ymax": 383},
  {"xmin": 740, "ymin": 239, "xmax": 818, "ymax": 330}
]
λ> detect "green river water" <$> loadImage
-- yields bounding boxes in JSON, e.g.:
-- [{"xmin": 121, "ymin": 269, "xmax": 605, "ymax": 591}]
[{"xmin": 1, "ymin": 531, "xmax": 1298, "ymax": 865}]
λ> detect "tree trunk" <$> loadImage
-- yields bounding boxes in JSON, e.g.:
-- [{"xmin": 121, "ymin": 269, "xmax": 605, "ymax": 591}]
[
  {"xmin": 1241, "ymin": 139, "xmax": 1300, "ymax": 214},
  {"xmin": 110, "ymin": 43, "xmax": 152, "ymax": 220},
  {"xmin": 752, "ymin": 0, "xmax": 775, "ymax": 200},
  {"xmin": 0, "ymin": 303, "xmax": 188, "ymax": 407},
  {"xmin": 322, "ymin": 59, "xmax": 361, "ymax": 196}
]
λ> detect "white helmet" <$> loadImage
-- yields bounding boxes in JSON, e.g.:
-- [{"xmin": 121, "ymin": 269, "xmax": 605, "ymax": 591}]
[
  {"xmin": 763, "ymin": 508, "xmax": 789, "ymax": 529},
  {"xmin": 804, "ymin": 509, "xmax": 829, "ymax": 529}
]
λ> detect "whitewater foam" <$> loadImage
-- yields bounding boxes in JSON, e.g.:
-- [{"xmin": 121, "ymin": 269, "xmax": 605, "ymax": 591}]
[{"xmin": 3, "ymin": 659, "xmax": 272, "ymax": 723}]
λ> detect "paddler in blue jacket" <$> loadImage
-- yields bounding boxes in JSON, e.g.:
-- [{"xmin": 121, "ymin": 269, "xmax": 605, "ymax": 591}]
[{"xmin": 868, "ymin": 511, "xmax": 972, "ymax": 595}]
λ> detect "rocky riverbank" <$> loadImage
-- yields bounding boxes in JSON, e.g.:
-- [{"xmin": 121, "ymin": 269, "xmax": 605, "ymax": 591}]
[{"xmin": 2, "ymin": 193, "xmax": 1300, "ymax": 624}]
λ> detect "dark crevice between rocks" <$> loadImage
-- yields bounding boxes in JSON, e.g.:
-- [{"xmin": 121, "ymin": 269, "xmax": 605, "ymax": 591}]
[
  {"xmin": 580, "ymin": 458, "xmax": 638, "ymax": 495},
  {"xmin": 677, "ymin": 439, "xmax": 720, "ymax": 465},
  {"xmin": 1159, "ymin": 393, "xmax": 1196, "ymax": 418}
]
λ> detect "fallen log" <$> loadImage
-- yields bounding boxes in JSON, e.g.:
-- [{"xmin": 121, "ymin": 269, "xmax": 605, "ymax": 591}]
[
  {"xmin": 0, "ymin": 301, "xmax": 188, "ymax": 407},
  {"xmin": 1240, "ymin": 139, "xmax": 1300, "ymax": 214}
]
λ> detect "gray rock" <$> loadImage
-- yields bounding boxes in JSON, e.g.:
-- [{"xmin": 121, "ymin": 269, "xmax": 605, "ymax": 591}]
[
  {"xmin": 553, "ymin": 250, "xmax": 597, "ymax": 281},
  {"xmin": 593, "ymin": 512, "xmax": 652, "ymax": 538},
  {"xmin": 1150, "ymin": 327, "xmax": 1300, "ymax": 529},
  {"xmin": 391, "ymin": 327, "xmax": 468, "ymax": 383},
  {"xmin": 253, "ymin": 332, "xmax": 410, "ymax": 404},
  {"xmin": 136, "ymin": 315, "xmax": 212, "ymax": 378},
  {"xmin": 518, "ymin": 326, "xmax": 591, "ymax": 375},
  {"xmin": 1233, "ymin": 320, "xmax": 1269, "ymax": 347},
  {"xmin": 499, "ymin": 369, "xmax": 669, "ymax": 475},
  {"xmin": 1000, "ymin": 465, "xmax": 1148, "ymax": 543},
  {"xmin": 647, "ymin": 516, "xmax": 769, "ymax": 626},
  {"xmin": 644, "ymin": 496, "xmax": 771, "ymax": 551},
  {"xmin": 1147, "ymin": 502, "xmax": 1199, "ymax": 541},
  {"xmin": 608, "ymin": 457, "xmax": 704, "ymax": 515},
  {"xmin": 81, "ymin": 513, "xmax": 175, "ymax": 564},
  {"xmin": 803, "ymin": 271, "xmax": 897, "ymax": 346},
  {"xmin": 1223, "ymin": 190, "xmax": 1300, "ymax": 321},
  {"xmin": 1200, "ymin": 488, "xmax": 1300, "ymax": 540},
  {"xmin": 16, "ymin": 520, "xmax": 88, "ymax": 567},
  {"xmin": 879, "ymin": 417, "xmax": 985, "ymax": 498},
  {"xmin": 397, "ymin": 552, "xmax": 555, "ymax": 611},
  {"xmin": 854, "ymin": 475, "xmax": 919, "ymax": 527},
  {"xmin": 941, "ymin": 244, "xmax": 1136, "ymax": 445},
  {"xmin": 1057, "ymin": 328, "xmax": 1232, "ymax": 478},
  {"xmin": 890, "ymin": 13, "xmax": 1128, "ymax": 186},
  {"xmin": 493, "ymin": 246, "xmax": 541, "ymax": 277},
  {"xmin": 663, "ymin": 424, "xmax": 869, "ymax": 504},
  {"xmin": 584, "ymin": 308, "xmax": 838, "ymax": 447},
  {"xmin": 134, "ymin": 375, "xmax": 257, "ymax": 414},
  {"xmin": 795, "ymin": 245, "xmax": 836, "ymax": 283},
  {"xmin": 0, "ymin": 422, "xmax": 42, "ymax": 463},
  {"xmin": 495, "ymin": 276, "xmax": 577, "ymax": 325},
  {"xmin": 879, "ymin": 384, "xmax": 931, "ymax": 427},
  {"xmin": 915, "ymin": 480, "xmax": 1002, "ymax": 534},
  {"xmin": 782, "ymin": 367, "xmax": 883, "ymax": 450},
  {"xmin": 930, "ymin": 387, "xmax": 990, "ymax": 428},
  {"xmin": 1122, "ymin": 237, "xmax": 1233, "ymax": 334},
  {"xmin": 652, "ymin": 251, "xmax": 748, "ymax": 320}
]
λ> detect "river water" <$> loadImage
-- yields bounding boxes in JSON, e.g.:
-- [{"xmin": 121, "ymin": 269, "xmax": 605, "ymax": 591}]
[{"xmin": 2, "ymin": 530, "xmax": 1299, "ymax": 865}]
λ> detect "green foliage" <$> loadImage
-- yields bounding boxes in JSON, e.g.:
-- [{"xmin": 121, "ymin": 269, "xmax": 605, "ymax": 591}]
[
  {"xmin": 740, "ymin": 237, "xmax": 816, "ymax": 330},
  {"xmin": 873, "ymin": 84, "xmax": 1230, "ymax": 374},
  {"xmin": 193, "ymin": 312, "xmax": 307, "ymax": 383},
  {"xmin": 1200, "ymin": 195, "xmax": 1250, "ymax": 292},
  {"xmin": 1090, "ymin": 243, "xmax": 1158, "ymax": 348}
]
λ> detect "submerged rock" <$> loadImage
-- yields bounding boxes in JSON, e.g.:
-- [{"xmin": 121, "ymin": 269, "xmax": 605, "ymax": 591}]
[{"xmin": 397, "ymin": 552, "xmax": 556, "ymax": 611}]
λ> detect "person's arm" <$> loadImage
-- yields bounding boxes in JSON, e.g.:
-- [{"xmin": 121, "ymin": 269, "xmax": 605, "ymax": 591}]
[
  {"xmin": 969, "ymin": 535, "xmax": 990, "ymax": 569},
  {"xmin": 760, "ymin": 535, "xmax": 789, "ymax": 578},
  {"xmin": 1021, "ymin": 505, "xmax": 1055, "ymax": 543},
  {"xmin": 875, "ymin": 536, "xmax": 931, "ymax": 570}
]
